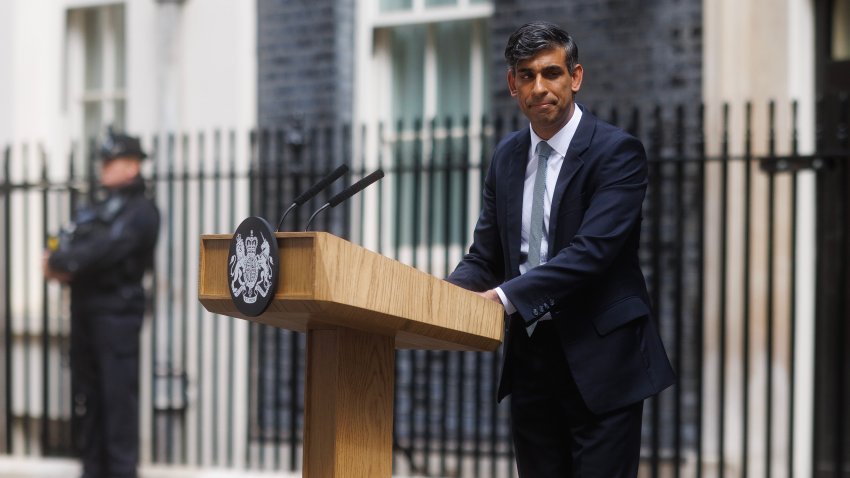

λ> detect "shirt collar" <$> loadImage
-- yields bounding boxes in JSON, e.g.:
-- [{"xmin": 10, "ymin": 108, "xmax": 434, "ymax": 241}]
[{"xmin": 529, "ymin": 104, "xmax": 583, "ymax": 159}]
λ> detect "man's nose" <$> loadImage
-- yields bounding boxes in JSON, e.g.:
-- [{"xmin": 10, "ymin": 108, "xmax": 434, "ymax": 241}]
[{"xmin": 531, "ymin": 75, "xmax": 547, "ymax": 95}]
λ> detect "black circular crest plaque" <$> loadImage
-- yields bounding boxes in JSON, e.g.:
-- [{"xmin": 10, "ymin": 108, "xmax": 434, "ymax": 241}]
[{"xmin": 227, "ymin": 216, "xmax": 280, "ymax": 317}]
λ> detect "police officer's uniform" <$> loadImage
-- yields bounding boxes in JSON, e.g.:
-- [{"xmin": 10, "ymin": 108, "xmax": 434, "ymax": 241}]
[{"xmin": 48, "ymin": 133, "xmax": 159, "ymax": 478}]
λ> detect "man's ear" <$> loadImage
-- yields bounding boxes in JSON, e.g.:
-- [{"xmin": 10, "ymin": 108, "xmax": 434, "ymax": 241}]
[
  {"xmin": 506, "ymin": 69, "xmax": 518, "ymax": 97},
  {"xmin": 570, "ymin": 64, "xmax": 584, "ymax": 94}
]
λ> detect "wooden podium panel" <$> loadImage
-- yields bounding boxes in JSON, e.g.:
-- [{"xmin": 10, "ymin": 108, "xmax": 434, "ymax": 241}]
[
  {"xmin": 304, "ymin": 329, "xmax": 395, "ymax": 477},
  {"xmin": 199, "ymin": 232, "xmax": 504, "ymax": 351},
  {"xmin": 198, "ymin": 232, "xmax": 504, "ymax": 477}
]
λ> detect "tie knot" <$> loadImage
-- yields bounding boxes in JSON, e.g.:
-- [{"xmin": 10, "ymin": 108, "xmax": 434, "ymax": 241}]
[{"xmin": 536, "ymin": 141, "xmax": 553, "ymax": 159}]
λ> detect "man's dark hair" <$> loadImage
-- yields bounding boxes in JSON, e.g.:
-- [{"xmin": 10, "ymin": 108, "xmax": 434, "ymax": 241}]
[{"xmin": 504, "ymin": 21, "xmax": 579, "ymax": 75}]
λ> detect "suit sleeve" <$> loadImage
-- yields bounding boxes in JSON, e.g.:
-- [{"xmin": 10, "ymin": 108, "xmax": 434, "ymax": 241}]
[
  {"xmin": 499, "ymin": 135, "xmax": 647, "ymax": 323},
  {"xmin": 445, "ymin": 154, "xmax": 505, "ymax": 292}
]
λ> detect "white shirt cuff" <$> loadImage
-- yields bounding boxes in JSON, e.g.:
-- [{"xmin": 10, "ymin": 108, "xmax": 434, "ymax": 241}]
[{"xmin": 494, "ymin": 287, "xmax": 517, "ymax": 315}]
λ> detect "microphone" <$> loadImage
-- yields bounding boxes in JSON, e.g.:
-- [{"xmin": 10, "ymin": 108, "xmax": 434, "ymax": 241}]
[
  {"xmin": 305, "ymin": 169, "xmax": 385, "ymax": 231},
  {"xmin": 275, "ymin": 164, "xmax": 349, "ymax": 231}
]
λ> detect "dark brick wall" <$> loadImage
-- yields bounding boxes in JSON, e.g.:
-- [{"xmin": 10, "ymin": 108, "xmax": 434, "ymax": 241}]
[
  {"xmin": 490, "ymin": 0, "xmax": 702, "ymax": 118},
  {"xmin": 257, "ymin": 0, "xmax": 355, "ymax": 128}
]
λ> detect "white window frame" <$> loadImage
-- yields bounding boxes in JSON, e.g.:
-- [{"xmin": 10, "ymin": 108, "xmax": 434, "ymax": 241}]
[
  {"xmin": 65, "ymin": 3, "xmax": 126, "ymax": 165},
  {"xmin": 353, "ymin": 0, "xmax": 492, "ymax": 264},
  {"xmin": 372, "ymin": 0, "xmax": 493, "ymax": 27},
  {"xmin": 357, "ymin": 1, "xmax": 492, "ymax": 133}
]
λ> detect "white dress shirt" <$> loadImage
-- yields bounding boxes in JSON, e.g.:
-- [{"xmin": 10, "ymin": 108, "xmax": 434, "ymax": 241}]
[{"xmin": 495, "ymin": 106, "xmax": 583, "ymax": 317}]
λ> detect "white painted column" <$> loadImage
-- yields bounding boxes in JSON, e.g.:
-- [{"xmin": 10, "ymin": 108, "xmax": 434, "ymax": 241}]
[
  {"xmin": 702, "ymin": 0, "xmax": 817, "ymax": 475},
  {"xmin": 787, "ymin": 0, "xmax": 816, "ymax": 475}
]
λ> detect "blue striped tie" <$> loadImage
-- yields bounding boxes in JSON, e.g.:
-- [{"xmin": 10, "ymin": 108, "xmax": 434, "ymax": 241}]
[{"xmin": 527, "ymin": 141, "xmax": 552, "ymax": 268}]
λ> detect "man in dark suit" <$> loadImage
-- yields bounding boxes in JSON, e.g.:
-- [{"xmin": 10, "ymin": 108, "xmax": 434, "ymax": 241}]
[{"xmin": 447, "ymin": 21, "xmax": 675, "ymax": 477}]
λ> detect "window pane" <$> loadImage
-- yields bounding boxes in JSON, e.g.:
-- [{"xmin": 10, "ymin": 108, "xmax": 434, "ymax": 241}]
[
  {"xmin": 114, "ymin": 100, "xmax": 126, "ymax": 131},
  {"xmin": 478, "ymin": 21, "xmax": 491, "ymax": 115},
  {"xmin": 390, "ymin": 25, "xmax": 425, "ymax": 122},
  {"xmin": 380, "ymin": 0, "xmax": 412, "ymax": 12},
  {"xmin": 113, "ymin": 5, "xmax": 126, "ymax": 88},
  {"xmin": 426, "ymin": 0, "xmax": 456, "ymax": 6},
  {"xmin": 435, "ymin": 21, "xmax": 471, "ymax": 121},
  {"xmin": 84, "ymin": 101, "xmax": 102, "ymax": 146},
  {"xmin": 84, "ymin": 8, "xmax": 102, "ymax": 90},
  {"xmin": 833, "ymin": 0, "xmax": 850, "ymax": 60}
]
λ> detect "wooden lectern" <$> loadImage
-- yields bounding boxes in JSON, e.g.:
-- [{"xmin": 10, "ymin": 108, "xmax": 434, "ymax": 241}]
[{"xmin": 198, "ymin": 232, "xmax": 504, "ymax": 477}]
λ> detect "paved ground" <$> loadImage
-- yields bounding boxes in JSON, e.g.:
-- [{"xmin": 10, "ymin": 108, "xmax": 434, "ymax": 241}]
[
  {"xmin": 0, "ymin": 457, "xmax": 298, "ymax": 478},
  {"xmin": 0, "ymin": 457, "xmax": 437, "ymax": 478}
]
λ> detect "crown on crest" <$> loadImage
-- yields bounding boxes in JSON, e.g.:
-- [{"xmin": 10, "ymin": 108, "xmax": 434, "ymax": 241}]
[{"xmin": 245, "ymin": 231, "xmax": 258, "ymax": 255}]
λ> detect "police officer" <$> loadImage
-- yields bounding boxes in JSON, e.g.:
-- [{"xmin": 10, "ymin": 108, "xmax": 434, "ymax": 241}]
[{"xmin": 43, "ymin": 130, "xmax": 159, "ymax": 478}]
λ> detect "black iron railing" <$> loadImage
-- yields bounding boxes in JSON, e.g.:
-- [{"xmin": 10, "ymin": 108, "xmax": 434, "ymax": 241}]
[{"xmin": 1, "ymin": 99, "xmax": 849, "ymax": 477}]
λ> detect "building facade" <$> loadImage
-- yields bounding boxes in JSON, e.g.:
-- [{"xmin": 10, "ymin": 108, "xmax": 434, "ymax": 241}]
[{"xmin": 1, "ymin": 0, "xmax": 848, "ymax": 477}]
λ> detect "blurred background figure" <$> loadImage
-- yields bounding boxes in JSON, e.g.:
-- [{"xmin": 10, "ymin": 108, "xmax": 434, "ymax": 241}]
[{"xmin": 43, "ymin": 129, "xmax": 159, "ymax": 478}]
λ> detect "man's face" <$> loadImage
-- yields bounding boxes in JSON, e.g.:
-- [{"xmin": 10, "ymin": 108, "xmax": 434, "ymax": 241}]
[
  {"xmin": 507, "ymin": 46, "xmax": 583, "ymax": 140},
  {"xmin": 100, "ymin": 156, "xmax": 142, "ymax": 188}
]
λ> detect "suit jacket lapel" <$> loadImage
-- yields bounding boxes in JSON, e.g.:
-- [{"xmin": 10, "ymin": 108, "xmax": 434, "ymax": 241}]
[
  {"xmin": 548, "ymin": 107, "xmax": 595, "ymax": 247},
  {"xmin": 506, "ymin": 127, "xmax": 530, "ymax": 279}
]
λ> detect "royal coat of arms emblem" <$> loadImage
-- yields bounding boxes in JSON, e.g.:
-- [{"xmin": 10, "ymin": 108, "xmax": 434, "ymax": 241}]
[
  {"xmin": 228, "ymin": 216, "xmax": 279, "ymax": 316},
  {"xmin": 230, "ymin": 230, "xmax": 273, "ymax": 303}
]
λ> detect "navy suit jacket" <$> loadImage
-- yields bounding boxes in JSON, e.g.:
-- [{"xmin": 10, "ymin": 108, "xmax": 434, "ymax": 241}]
[{"xmin": 447, "ymin": 105, "xmax": 675, "ymax": 414}]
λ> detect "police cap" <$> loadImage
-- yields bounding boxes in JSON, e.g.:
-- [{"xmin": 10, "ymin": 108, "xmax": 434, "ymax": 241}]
[{"xmin": 100, "ymin": 130, "xmax": 147, "ymax": 162}]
